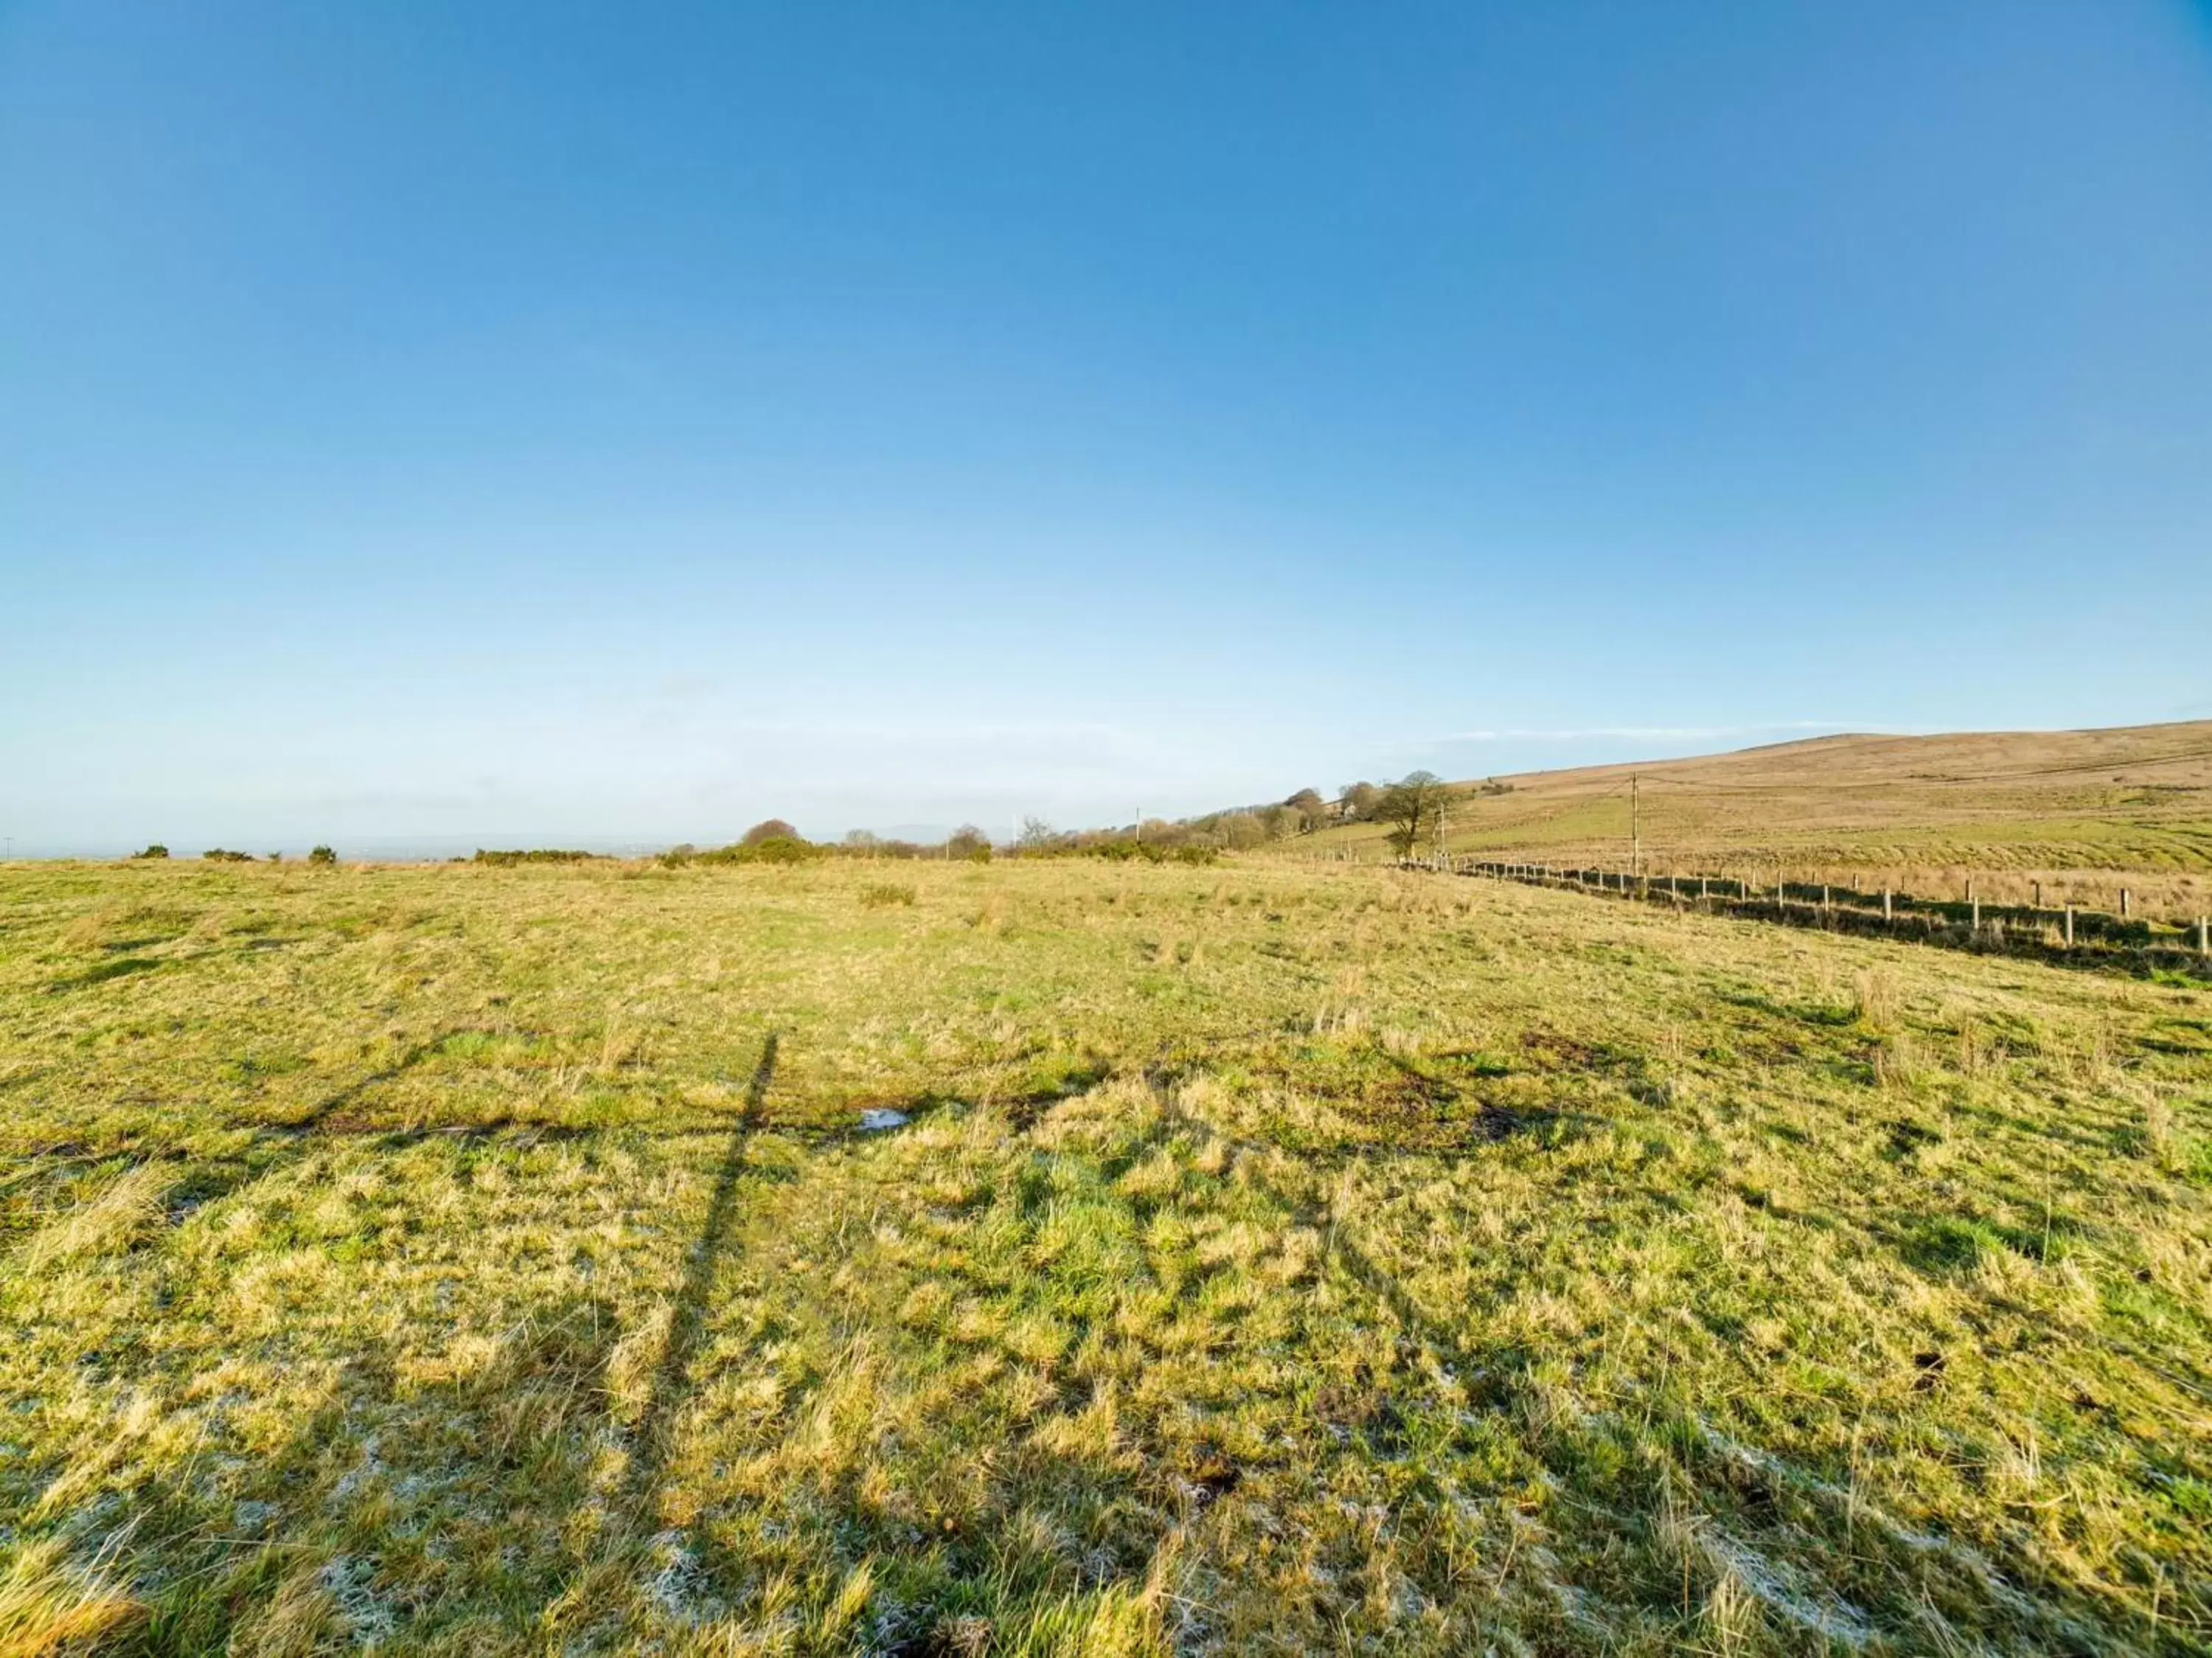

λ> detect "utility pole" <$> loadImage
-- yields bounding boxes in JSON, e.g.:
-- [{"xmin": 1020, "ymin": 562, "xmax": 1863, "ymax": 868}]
[{"xmin": 1630, "ymin": 774, "xmax": 1640, "ymax": 877}]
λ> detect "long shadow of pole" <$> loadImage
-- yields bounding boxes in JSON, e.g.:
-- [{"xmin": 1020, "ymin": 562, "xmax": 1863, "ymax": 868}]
[{"xmin": 626, "ymin": 1030, "xmax": 777, "ymax": 1507}]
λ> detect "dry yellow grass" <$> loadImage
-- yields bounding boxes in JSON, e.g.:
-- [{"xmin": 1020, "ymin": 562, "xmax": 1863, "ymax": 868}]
[{"xmin": 1, "ymin": 854, "xmax": 2208, "ymax": 1653}]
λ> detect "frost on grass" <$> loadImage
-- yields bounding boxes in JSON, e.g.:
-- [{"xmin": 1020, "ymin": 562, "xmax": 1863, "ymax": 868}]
[
  {"xmin": 640, "ymin": 1529, "xmax": 723, "ymax": 1627},
  {"xmin": 316, "ymin": 1555, "xmax": 396, "ymax": 1646}
]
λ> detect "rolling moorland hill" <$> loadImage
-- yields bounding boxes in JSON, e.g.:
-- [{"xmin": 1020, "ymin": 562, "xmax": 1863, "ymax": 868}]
[{"xmin": 1305, "ymin": 720, "xmax": 2212, "ymax": 917}]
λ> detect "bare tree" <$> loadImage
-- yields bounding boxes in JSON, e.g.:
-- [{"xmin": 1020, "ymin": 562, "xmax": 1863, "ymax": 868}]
[
  {"xmin": 1338, "ymin": 782, "xmax": 1381, "ymax": 822},
  {"xmin": 1017, "ymin": 816, "xmax": 1059, "ymax": 850},
  {"xmin": 1379, "ymin": 771, "xmax": 1448, "ymax": 859},
  {"xmin": 1219, "ymin": 811, "xmax": 1267, "ymax": 850},
  {"xmin": 742, "ymin": 818, "xmax": 800, "ymax": 846}
]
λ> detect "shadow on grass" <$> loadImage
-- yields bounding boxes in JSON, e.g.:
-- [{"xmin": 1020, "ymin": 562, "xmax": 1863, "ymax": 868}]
[
  {"xmin": 1152, "ymin": 1077, "xmax": 2181, "ymax": 1654},
  {"xmin": 627, "ymin": 1030, "xmax": 777, "ymax": 1506},
  {"xmin": 268, "ymin": 1033, "xmax": 467, "ymax": 1138},
  {"xmin": 46, "ymin": 955, "xmax": 165, "ymax": 992}
]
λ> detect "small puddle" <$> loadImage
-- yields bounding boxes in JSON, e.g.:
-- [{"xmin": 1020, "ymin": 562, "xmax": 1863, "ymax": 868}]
[{"xmin": 857, "ymin": 1108, "xmax": 910, "ymax": 1133}]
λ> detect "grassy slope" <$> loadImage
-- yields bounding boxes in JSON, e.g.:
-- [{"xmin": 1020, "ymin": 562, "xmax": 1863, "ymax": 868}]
[
  {"xmin": 1, "ymin": 856, "xmax": 2209, "ymax": 1654},
  {"xmin": 1308, "ymin": 721, "xmax": 2212, "ymax": 905}
]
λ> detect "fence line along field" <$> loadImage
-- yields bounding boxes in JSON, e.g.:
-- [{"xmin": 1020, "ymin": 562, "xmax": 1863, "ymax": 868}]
[
  {"xmin": 1429, "ymin": 858, "xmax": 2212, "ymax": 980},
  {"xmin": 1307, "ymin": 721, "xmax": 2212, "ymax": 921},
  {"xmin": 3, "ymin": 853, "xmax": 2210, "ymax": 1654}
]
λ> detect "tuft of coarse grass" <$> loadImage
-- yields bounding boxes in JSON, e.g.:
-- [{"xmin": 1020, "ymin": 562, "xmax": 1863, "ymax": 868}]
[
  {"xmin": 0, "ymin": 1539, "xmax": 145, "ymax": 1655},
  {"xmin": 21, "ymin": 1162, "xmax": 174, "ymax": 1269}
]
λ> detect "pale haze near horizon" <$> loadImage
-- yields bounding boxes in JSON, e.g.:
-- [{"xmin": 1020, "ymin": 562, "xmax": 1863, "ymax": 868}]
[{"xmin": 4, "ymin": 3, "xmax": 2211, "ymax": 856}]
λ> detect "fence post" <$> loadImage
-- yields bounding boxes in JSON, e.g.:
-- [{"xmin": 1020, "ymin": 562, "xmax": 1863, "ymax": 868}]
[
  {"xmin": 1883, "ymin": 889, "xmax": 1892, "ymax": 923},
  {"xmin": 1971, "ymin": 895, "xmax": 1980, "ymax": 933},
  {"xmin": 2198, "ymin": 916, "xmax": 2208, "ymax": 957},
  {"xmin": 2064, "ymin": 906, "xmax": 2074, "ymax": 948},
  {"xmin": 2033, "ymin": 879, "xmax": 2042, "ymax": 909},
  {"xmin": 2121, "ymin": 888, "xmax": 2131, "ymax": 920}
]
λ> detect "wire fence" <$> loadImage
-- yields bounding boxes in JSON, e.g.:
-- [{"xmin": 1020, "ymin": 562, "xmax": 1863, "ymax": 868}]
[{"xmin": 1402, "ymin": 856, "xmax": 2212, "ymax": 978}]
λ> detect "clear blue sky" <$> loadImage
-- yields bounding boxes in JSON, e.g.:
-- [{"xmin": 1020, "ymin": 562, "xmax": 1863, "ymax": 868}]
[{"xmin": 5, "ymin": 2, "xmax": 2211, "ymax": 854}]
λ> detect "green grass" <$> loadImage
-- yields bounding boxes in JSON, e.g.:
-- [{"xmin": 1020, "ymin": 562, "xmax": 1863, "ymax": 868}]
[{"xmin": 3, "ymin": 856, "xmax": 2210, "ymax": 1653}]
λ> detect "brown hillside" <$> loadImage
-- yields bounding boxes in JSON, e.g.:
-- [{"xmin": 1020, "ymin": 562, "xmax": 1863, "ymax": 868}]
[{"xmin": 1307, "ymin": 719, "xmax": 2212, "ymax": 917}]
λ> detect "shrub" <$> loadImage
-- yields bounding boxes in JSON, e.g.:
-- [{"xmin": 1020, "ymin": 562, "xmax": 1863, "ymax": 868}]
[
  {"xmin": 860, "ymin": 881, "xmax": 918, "ymax": 908},
  {"xmin": 1085, "ymin": 839, "xmax": 1217, "ymax": 866},
  {"xmin": 132, "ymin": 844, "xmax": 170, "ymax": 860},
  {"xmin": 945, "ymin": 825, "xmax": 992, "ymax": 862},
  {"xmin": 692, "ymin": 835, "xmax": 821, "ymax": 867},
  {"xmin": 307, "ymin": 846, "xmax": 337, "ymax": 865},
  {"xmin": 748, "ymin": 835, "xmax": 815, "ymax": 864},
  {"xmin": 473, "ymin": 849, "xmax": 600, "ymax": 867},
  {"xmin": 203, "ymin": 848, "xmax": 256, "ymax": 863}
]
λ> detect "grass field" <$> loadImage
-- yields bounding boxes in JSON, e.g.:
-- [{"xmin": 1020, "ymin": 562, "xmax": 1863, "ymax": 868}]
[
  {"xmin": 4, "ymin": 854, "xmax": 2211, "ymax": 1654},
  {"xmin": 1310, "ymin": 721, "xmax": 2212, "ymax": 920}
]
